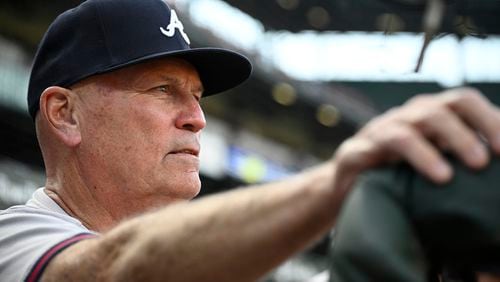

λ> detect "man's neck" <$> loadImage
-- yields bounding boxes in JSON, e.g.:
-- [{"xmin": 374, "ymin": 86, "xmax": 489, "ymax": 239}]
[{"xmin": 44, "ymin": 180, "xmax": 118, "ymax": 232}]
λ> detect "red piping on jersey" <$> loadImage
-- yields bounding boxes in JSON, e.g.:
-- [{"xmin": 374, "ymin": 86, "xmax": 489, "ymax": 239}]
[{"xmin": 25, "ymin": 233, "xmax": 96, "ymax": 282}]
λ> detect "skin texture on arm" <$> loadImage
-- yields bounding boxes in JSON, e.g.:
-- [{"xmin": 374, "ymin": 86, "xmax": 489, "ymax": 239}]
[{"xmin": 43, "ymin": 163, "xmax": 337, "ymax": 282}]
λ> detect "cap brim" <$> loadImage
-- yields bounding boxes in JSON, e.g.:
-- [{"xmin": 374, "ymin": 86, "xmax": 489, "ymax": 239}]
[{"xmin": 93, "ymin": 47, "xmax": 252, "ymax": 97}]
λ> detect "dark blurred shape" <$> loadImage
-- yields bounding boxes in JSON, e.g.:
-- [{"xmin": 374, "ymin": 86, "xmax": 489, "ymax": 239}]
[
  {"xmin": 375, "ymin": 13, "xmax": 406, "ymax": 33},
  {"xmin": 0, "ymin": 105, "xmax": 43, "ymax": 168},
  {"xmin": 329, "ymin": 156, "xmax": 500, "ymax": 282},
  {"xmin": 0, "ymin": 0, "xmax": 82, "ymax": 50}
]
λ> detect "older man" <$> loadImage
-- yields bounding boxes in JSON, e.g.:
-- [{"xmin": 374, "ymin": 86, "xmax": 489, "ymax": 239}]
[{"xmin": 1, "ymin": 0, "xmax": 499, "ymax": 281}]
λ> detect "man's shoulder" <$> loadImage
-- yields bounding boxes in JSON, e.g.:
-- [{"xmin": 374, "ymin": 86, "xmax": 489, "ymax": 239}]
[
  {"xmin": 1, "ymin": 189, "xmax": 87, "ymax": 231},
  {"xmin": 1, "ymin": 203, "xmax": 73, "ymax": 228},
  {"xmin": 0, "ymin": 195, "xmax": 96, "ymax": 282}
]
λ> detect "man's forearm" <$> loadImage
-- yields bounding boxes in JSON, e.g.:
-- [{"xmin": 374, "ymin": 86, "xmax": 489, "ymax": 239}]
[{"xmin": 44, "ymin": 162, "xmax": 337, "ymax": 281}]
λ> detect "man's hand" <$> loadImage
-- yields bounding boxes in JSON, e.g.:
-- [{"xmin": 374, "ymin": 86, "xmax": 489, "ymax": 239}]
[{"xmin": 330, "ymin": 87, "xmax": 500, "ymax": 203}]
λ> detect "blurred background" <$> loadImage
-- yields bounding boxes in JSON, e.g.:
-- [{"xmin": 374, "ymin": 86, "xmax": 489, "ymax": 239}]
[{"xmin": 0, "ymin": 0, "xmax": 499, "ymax": 280}]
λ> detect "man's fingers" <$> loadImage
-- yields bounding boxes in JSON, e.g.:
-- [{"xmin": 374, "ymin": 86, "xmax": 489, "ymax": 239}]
[
  {"xmin": 383, "ymin": 125, "xmax": 452, "ymax": 183},
  {"xmin": 443, "ymin": 88, "xmax": 500, "ymax": 153},
  {"xmin": 339, "ymin": 87, "xmax": 499, "ymax": 185},
  {"xmin": 418, "ymin": 107, "xmax": 489, "ymax": 169}
]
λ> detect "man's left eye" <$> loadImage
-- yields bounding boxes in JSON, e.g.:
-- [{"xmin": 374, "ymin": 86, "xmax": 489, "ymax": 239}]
[{"xmin": 157, "ymin": 85, "xmax": 169, "ymax": 93}]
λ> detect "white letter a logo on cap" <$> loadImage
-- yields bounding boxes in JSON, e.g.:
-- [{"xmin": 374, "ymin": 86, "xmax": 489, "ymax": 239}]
[{"xmin": 160, "ymin": 10, "xmax": 191, "ymax": 45}]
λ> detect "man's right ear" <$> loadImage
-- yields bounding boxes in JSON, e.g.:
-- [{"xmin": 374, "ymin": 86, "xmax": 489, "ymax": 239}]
[{"xmin": 39, "ymin": 86, "xmax": 81, "ymax": 147}]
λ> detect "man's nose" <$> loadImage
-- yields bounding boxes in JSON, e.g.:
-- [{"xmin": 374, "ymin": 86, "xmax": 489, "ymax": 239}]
[{"xmin": 176, "ymin": 101, "xmax": 206, "ymax": 133}]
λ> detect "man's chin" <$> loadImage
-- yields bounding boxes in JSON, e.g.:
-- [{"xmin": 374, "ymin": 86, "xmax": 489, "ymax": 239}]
[{"xmin": 169, "ymin": 177, "xmax": 201, "ymax": 200}]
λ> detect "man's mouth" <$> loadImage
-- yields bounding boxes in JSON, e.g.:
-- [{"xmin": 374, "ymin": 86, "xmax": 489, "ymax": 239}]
[{"xmin": 170, "ymin": 148, "xmax": 199, "ymax": 157}]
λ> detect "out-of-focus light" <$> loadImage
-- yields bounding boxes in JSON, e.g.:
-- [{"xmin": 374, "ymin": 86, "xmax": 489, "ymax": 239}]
[
  {"xmin": 186, "ymin": 0, "xmax": 500, "ymax": 86},
  {"xmin": 307, "ymin": 6, "xmax": 330, "ymax": 29},
  {"xmin": 316, "ymin": 104, "xmax": 340, "ymax": 127},
  {"xmin": 189, "ymin": 0, "xmax": 264, "ymax": 51},
  {"xmin": 272, "ymin": 82, "xmax": 297, "ymax": 106},
  {"xmin": 276, "ymin": 0, "xmax": 299, "ymax": 10},
  {"xmin": 240, "ymin": 156, "xmax": 266, "ymax": 183},
  {"xmin": 375, "ymin": 13, "xmax": 406, "ymax": 33}
]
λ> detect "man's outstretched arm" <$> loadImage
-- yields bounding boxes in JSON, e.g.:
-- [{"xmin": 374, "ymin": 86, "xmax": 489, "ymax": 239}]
[
  {"xmin": 44, "ymin": 163, "xmax": 335, "ymax": 282},
  {"xmin": 41, "ymin": 88, "xmax": 500, "ymax": 281}
]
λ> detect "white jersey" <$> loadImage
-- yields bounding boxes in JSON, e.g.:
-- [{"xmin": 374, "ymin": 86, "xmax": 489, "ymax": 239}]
[{"xmin": 0, "ymin": 188, "xmax": 97, "ymax": 282}]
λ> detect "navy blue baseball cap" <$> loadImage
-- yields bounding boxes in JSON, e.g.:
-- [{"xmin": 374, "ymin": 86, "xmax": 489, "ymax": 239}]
[{"xmin": 27, "ymin": 0, "xmax": 252, "ymax": 119}]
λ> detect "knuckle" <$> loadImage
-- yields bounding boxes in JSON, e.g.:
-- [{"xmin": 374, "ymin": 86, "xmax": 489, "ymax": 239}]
[
  {"xmin": 388, "ymin": 127, "xmax": 416, "ymax": 150},
  {"xmin": 459, "ymin": 88, "xmax": 483, "ymax": 102},
  {"xmin": 404, "ymin": 94, "xmax": 447, "ymax": 122},
  {"xmin": 458, "ymin": 86, "xmax": 482, "ymax": 97},
  {"xmin": 448, "ymin": 87, "xmax": 485, "ymax": 106},
  {"xmin": 409, "ymin": 103, "xmax": 450, "ymax": 131},
  {"xmin": 430, "ymin": 107, "xmax": 452, "ymax": 123},
  {"xmin": 360, "ymin": 110, "xmax": 395, "ymax": 134},
  {"xmin": 415, "ymin": 113, "xmax": 444, "ymax": 132},
  {"xmin": 406, "ymin": 94, "xmax": 432, "ymax": 107},
  {"xmin": 458, "ymin": 134, "xmax": 480, "ymax": 151}
]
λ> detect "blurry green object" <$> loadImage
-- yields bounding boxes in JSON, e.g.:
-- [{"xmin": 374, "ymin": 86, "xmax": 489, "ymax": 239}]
[{"xmin": 329, "ymin": 156, "xmax": 500, "ymax": 282}]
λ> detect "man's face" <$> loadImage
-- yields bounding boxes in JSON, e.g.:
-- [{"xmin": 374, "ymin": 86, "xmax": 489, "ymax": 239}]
[{"xmin": 73, "ymin": 58, "xmax": 206, "ymax": 217}]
